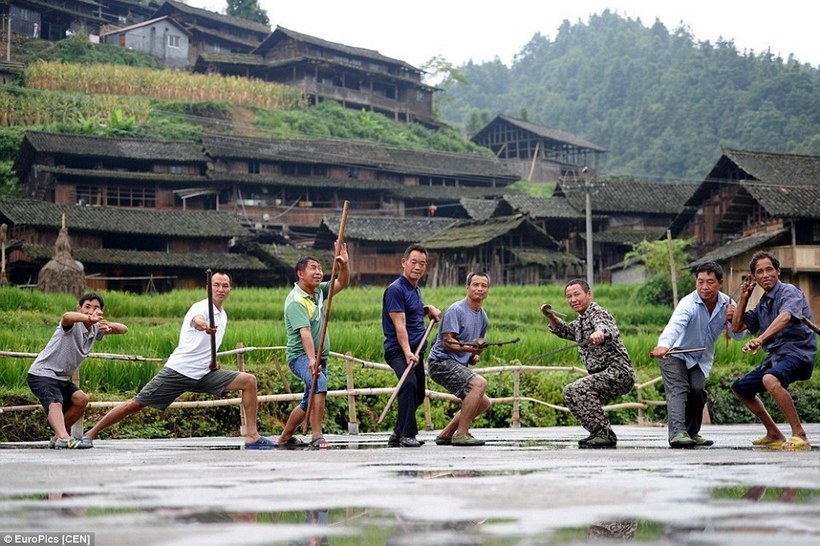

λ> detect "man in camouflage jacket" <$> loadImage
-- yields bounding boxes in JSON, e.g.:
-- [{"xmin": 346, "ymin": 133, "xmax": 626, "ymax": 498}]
[{"xmin": 543, "ymin": 279, "xmax": 635, "ymax": 448}]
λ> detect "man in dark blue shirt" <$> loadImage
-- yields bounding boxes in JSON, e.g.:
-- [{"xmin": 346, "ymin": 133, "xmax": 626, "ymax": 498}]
[
  {"xmin": 382, "ymin": 244, "xmax": 441, "ymax": 447},
  {"xmin": 731, "ymin": 251, "xmax": 817, "ymax": 450}
]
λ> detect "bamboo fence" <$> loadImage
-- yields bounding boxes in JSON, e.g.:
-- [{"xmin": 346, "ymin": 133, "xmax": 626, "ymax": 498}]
[{"xmin": 0, "ymin": 344, "xmax": 666, "ymax": 436}]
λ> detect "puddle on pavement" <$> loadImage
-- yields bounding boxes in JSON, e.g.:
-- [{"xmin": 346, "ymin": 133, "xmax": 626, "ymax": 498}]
[{"xmin": 395, "ymin": 469, "xmax": 539, "ymax": 479}]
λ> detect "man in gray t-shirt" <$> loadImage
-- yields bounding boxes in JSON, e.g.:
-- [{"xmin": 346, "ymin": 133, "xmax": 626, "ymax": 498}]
[
  {"xmin": 28, "ymin": 293, "xmax": 128, "ymax": 449},
  {"xmin": 427, "ymin": 272, "xmax": 492, "ymax": 447}
]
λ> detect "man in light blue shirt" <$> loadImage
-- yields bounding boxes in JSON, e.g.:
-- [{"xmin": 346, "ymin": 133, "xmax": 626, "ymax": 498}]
[{"xmin": 652, "ymin": 262, "xmax": 745, "ymax": 448}]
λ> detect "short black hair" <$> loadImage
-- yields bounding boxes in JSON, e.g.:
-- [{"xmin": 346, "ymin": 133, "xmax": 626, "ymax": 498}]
[
  {"xmin": 295, "ymin": 255, "xmax": 321, "ymax": 277},
  {"xmin": 695, "ymin": 261, "xmax": 724, "ymax": 281},
  {"xmin": 210, "ymin": 270, "xmax": 232, "ymax": 285},
  {"xmin": 79, "ymin": 292, "xmax": 104, "ymax": 309},
  {"xmin": 749, "ymin": 251, "xmax": 780, "ymax": 273},
  {"xmin": 565, "ymin": 278, "xmax": 590, "ymax": 293}
]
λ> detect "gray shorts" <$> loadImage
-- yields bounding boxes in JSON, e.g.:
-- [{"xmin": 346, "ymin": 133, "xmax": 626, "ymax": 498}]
[
  {"xmin": 428, "ymin": 358, "xmax": 476, "ymax": 399},
  {"xmin": 134, "ymin": 367, "xmax": 239, "ymax": 410}
]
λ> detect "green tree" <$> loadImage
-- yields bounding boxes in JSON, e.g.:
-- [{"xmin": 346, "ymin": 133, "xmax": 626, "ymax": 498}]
[
  {"xmin": 626, "ymin": 238, "xmax": 695, "ymax": 306},
  {"xmin": 226, "ymin": 0, "xmax": 270, "ymax": 26}
]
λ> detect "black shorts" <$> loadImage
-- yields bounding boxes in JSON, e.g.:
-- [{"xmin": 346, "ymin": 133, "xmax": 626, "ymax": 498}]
[{"xmin": 28, "ymin": 373, "xmax": 80, "ymax": 413}]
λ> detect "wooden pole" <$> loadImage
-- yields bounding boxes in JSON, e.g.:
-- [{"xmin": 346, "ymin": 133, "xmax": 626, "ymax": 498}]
[
  {"xmin": 666, "ymin": 230, "xmax": 678, "ymax": 307},
  {"xmin": 236, "ymin": 341, "xmax": 247, "ymax": 436},
  {"xmin": 345, "ymin": 352, "xmax": 358, "ymax": 435},
  {"xmin": 304, "ymin": 200, "xmax": 350, "ymax": 430},
  {"xmin": 206, "ymin": 269, "xmax": 218, "ymax": 371}
]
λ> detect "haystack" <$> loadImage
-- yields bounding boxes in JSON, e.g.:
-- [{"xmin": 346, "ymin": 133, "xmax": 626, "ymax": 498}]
[{"xmin": 37, "ymin": 214, "xmax": 85, "ymax": 297}]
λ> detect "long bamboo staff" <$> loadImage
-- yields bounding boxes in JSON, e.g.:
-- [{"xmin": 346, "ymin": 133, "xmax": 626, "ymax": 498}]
[
  {"xmin": 303, "ymin": 200, "xmax": 350, "ymax": 430},
  {"xmin": 377, "ymin": 319, "xmax": 437, "ymax": 425},
  {"xmin": 206, "ymin": 269, "xmax": 218, "ymax": 371}
]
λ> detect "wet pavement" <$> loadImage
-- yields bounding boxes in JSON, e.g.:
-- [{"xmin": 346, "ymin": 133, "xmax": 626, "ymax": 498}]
[{"xmin": 1, "ymin": 424, "xmax": 819, "ymax": 545}]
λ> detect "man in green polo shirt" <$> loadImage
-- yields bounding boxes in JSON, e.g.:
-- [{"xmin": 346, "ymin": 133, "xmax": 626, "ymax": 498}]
[{"xmin": 277, "ymin": 246, "xmax": 350, "ymax": 449}]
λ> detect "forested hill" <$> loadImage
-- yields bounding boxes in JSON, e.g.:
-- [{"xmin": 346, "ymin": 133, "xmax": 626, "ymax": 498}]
[{"xmin": 439, "ymin": 10, "xmax": 820, "ymax": 180}]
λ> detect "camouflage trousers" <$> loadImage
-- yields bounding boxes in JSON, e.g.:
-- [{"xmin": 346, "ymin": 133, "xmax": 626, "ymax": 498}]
[{"xmin": 563, "ymin": 365, "xmax": 634, "ymax": 438}]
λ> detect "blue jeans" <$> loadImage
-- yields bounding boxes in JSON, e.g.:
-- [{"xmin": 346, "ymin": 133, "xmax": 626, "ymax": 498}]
[{"xmin": 289, "ymin": 354, "xmax": 327, "ymax": 411}]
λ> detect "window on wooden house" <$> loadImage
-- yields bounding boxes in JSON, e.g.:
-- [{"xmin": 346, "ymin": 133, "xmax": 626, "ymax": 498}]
[
  {"xmin": 168, "ymin": 35, "xmax": 180, "ymax": 48},
  {"xmin": 248, "ymin": 161, "xmax": 260, "ymax": 174},
  {"xmin": 105, "ymin": 185, "xmax": 156, "ymax": 208},
  {"xmin": 169, "ymin": 165, "xmax": 185, "ymax": 174}
]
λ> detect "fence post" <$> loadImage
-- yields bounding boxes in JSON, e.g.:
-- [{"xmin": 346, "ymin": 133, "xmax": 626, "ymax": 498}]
[
  {"xmin": 423, "ymin": 375, "xmax": 433, "ymax": 431},
  {"xmin": 511, "ymin": 367, "xmax": 520, "ymax": 428},
  {"xmin": 236, "ymin": 342, "xmax": 247, "ymax": 437},
  {"xmin": 70, "ymin": 369, "xmax": 83, "ymax": 438},
  {"xmin": 637, "ymin": 383, "xmax": 645, "ymax": 425},
  {"xmin": 344, "ymin": 352, "xmax": 358, "ymax": 435}
]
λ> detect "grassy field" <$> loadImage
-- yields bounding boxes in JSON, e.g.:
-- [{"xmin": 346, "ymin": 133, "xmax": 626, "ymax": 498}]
[{"xmin": 1, "ymin": 284, "xmax": 817, "ymax": 440}]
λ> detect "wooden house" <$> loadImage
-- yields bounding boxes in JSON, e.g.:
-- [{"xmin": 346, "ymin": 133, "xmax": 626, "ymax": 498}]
[
  {"xmin": 152, "ymin": 0, "xmax": 270, "ymax": 66},
  {"xmin": 0, "ymin": 198, "xmax": 267, "ymax": 291},
  {"xmin": 555, "ymin": 178, "xmax": 698, "ymax": 280},
  {"xmin": 671, "ymin": 148, "xmax": 820, "ymax": 315},
  {"xmin": 471, "ymin": 115, "xmax": 607, "ymax": 181},
  {"xmin": 14, "ymin": 131, "xmax": 210, "ymax": 209},
  {"xmin": 314, "ymin": 215, "xmax": 454, "ymax": 286},
  {"xmin": 101, "ymin": 15, "xmax": 191, "ymax": 69},
  {"xmin": 196, "ymin": 26, "xmax": 439, "ymax": 127},
  {"xmin": 421, "ymin": 214, "xmax": 580, "ymax": 286}
]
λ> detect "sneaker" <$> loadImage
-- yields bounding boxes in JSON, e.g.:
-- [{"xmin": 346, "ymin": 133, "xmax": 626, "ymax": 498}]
[
  {"xmin": 669, "ymin": 432, "xmax": 696, "ymax": 449},
  {"xmin": 48, "ymin": 438, "xmax": 56, "ymax": 449},
  {"xmin": 577, "ymin": 433, "xmax": 596, "ymax": 447},
  {"xmin": 387, "ymin": 433, "xmax": 399, "ymax": 448},
  {"xmin": 76, "ymin": 437, "xmax": 94, "ymax": 449},
  {"xmin": 692, "ymin": 434, "xmax": 713, "ymax": 447},
  {"xmin": 398, "ymin": 436, "xmax": 422, "ymax": 448},
  {"xmin": 434, "ymin": 434, "xmax": 452, "ymax": 446},
  {"xmin": 52, "ymin": 437, "xmax": 79, "ymax": 449},
  {"xmin": 451, "ymin": 433, "xmax": 485, "ymax": 446},
  {"xmin": 579, "ymin": 434, "xmax": 616, "ymax": 449}
]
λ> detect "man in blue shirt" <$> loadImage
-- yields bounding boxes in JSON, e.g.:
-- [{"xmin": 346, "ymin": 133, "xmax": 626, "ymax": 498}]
[
  {"xmin": 382, "ymin": 244, "xmax": 441, "ymax": 448},
  {"xmin": 652, "ymin": 262, "xmax": 744, "ymax": 448},
  {"xmin": 731, "ymin": 251, "xmax": 816, "ymax": 450}
]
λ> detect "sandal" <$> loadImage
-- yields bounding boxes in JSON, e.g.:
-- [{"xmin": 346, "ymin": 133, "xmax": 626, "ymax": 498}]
[
  {"xmin": 244, "ymin": 436, "xmax": 275, "ymax": 450},
  {"xmin": 751, "ymin": 435, "xmax": 785, "ymax": 448},
  {"xmin": 308, "ymin": 436, "xmax": 330, "ymax": 450},
  {"xmin": 277, "ymin": 437, "xmax": 308, "ymax": 450},
  {"xmin": 781, "ymin": 436, "xmax": 810, "ymax": 450}
]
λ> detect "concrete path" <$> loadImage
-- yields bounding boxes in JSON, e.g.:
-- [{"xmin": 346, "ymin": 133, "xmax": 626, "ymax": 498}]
[{"xmin": 1, "ymin": 424, "xmax": 819, "ymax": 546}]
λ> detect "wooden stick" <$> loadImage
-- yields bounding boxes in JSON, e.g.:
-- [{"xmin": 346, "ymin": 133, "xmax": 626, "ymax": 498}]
[
  {"xmin": 802, "ymin": 316, "xmax": 820, "ymax": 336},
  {"xmin": 377, "ymin": 319, "xmax": 437, "ymax": 425},
  {"xmin": 303, "ymin": 200, "xmax": 350, "ymax": 430},
  {"xmin": 206, "ymin": 269, "xmax": 218, "ymax": 371}
]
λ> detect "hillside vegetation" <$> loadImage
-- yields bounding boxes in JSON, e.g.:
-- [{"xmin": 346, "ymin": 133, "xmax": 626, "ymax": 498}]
[{"xmin": 441, "ymin": 10, "xmax": 820, "ymax": 179}]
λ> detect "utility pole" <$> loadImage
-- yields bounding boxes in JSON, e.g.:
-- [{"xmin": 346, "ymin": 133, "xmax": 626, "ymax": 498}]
[
  {"xmin": 583, "ymin": 166, "xmax": 593, "ymax": 287},
  {"xmin": 6, "ymin": 15, "xmax": 11, "ymax": 63}
]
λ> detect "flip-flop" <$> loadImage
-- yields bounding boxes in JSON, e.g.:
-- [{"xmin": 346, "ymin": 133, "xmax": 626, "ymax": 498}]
[
  {"xmin": 308, "ymin": 436, "xmax": 330, "ymax": 450},
  {"xmin": 751, "ymin": 436, "xmax": 785, "ymax": 448},
  {"xmin": 781, "ymin": 436, "xmax": 810, "ymax": 450},
  {"xmin": 244, "ymin": 436, "xmax": 275, "ymax": 450},
  {"xmin": 277, "ymin": 437, "xmax": 308, "ymax": 450}
]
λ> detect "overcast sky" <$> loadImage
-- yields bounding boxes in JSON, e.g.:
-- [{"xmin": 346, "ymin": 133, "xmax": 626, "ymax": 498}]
[{"xmin": 184, "ymin": 0, "xmax": 819, "ymax": 69}]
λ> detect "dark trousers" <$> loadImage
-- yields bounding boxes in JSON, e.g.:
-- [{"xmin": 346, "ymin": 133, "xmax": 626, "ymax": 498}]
[
  {"xmin": 385, "ymin": 349, "xmax": 426, "ymax": 437},
  {"xmin": 658, "ymin": 357, "xmax": 707, "ymax": 441}
]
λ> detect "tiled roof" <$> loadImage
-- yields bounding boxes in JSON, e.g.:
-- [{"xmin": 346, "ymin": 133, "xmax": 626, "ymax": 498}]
[
  {"xmin": 157, "ymin": 0, "xmax": 271, "ymax": 34},
  {"xmin": 423, "ymin": 215, "xmax": 559, "ymax": 250},
  {"xmin": 687, "ymin": 229, "xmax": 789, "ymax": 267},
  {"xmin": 19, "ymin": 244, "xmax": 266, "ymax": 270},
  {"xmin": 201, "ymin": 134, "xmax": 518, "ymax": 182},
  {"xmin": 510, "ymin": 248, "xmax": 584, "ymax": 268},
  {"xmin": 459, "ymin": 198, "xmax": 498, "ymax": 221},
  {"xmin": 559, "ymin": 179, "xmax": 699, "ymax": 215},
  {"xmin": 581, "ymin": 226, "xmax": 667, "ymax": 245},
  {"xmin": 389, "ymin": 185, "xmax": 511, "ymax": 200},
  {"xmin": 21, "ymin": 132, "xmax": 205, "ymax": 162},
  {"xmin": 473, "ymin": 115, "xmax": 607, "ymax": 152},
  {"xmin": 319, "ymin": 216, "xmax": 454, "ymax": 243},
  {"xmin": 0, "ymin": 198, "xmax": 249, "ymax": 238},
  {"xmin": 503, "ymin": 194, "xmax": 586, "ymax": 219},
  {"xmin": 196, "ymin": 52, "xmax": 267, "ymax": 66},
  {"xmin": 255, "ymin": 27, "xmax": 419, "ymax": 73},
  {"xmin": 210, "ymin": 172, "xmax": 400, "ymax": 191}
]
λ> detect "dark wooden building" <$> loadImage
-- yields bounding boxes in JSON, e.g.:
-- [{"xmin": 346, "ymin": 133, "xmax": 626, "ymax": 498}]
[
  {"xmin": 671, "ymin": 148, "xmax": 820, "ymax": 316},
  {"xmin": 471, "ymin": 115, "xmax": 607, "ymax": 181},
  {"xmin": 196, "ymin": 26, "xmax": 439, "ymax": 127}
]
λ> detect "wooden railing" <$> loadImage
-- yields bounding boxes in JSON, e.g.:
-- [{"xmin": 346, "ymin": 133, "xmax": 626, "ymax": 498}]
[{"xmin": 0, "ymin": 345, "xmax": 666, "ymax": 436}]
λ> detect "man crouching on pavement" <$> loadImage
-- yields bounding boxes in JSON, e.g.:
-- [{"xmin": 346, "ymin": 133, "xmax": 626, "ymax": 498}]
[
  {"xmin": 543, "ymin": 279, "xmax": 635, "ymax": 448},
  {"xmin": 427, "ymin": 272, "xmax": 492, "ymax": 446}
]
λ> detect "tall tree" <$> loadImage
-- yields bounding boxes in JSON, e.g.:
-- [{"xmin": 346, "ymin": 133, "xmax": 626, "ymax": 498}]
[{"xmin": 225, "ymin": 0, "xmax": 270, "ymax": 26}]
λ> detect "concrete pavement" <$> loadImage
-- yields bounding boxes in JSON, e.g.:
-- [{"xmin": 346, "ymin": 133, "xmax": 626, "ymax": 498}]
[{"xmin": 1, "ymin": 424, "xmax": 819, "ymax": 545}]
